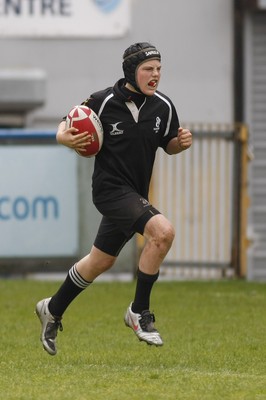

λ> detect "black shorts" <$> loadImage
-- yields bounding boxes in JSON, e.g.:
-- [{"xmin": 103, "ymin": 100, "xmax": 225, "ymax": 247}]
[{"xmin": 93, "ymin": 192, "xmax": 161, "ymax": 256}]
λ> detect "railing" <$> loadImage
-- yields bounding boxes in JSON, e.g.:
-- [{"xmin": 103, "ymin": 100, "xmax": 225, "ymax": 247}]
[{"xmin": 137, "ymin": 124, "xmax": 250, "ymax": 280}]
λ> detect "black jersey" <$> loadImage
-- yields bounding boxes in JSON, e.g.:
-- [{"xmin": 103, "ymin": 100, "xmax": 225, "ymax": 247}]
[{"xmin": 82, "ymin": 78, "xmax": 180, "ymax": 204}]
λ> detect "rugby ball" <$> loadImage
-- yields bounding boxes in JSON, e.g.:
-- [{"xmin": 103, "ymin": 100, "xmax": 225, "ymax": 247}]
[{"xmin": 66, "ymin": 105, "xmax": 103, "ymax": 157}]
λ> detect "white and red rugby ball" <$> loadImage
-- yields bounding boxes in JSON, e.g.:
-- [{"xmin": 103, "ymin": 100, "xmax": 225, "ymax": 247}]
[{"xmin": 66, "ymin": 105, "xmax": 103, "ymax": 158}]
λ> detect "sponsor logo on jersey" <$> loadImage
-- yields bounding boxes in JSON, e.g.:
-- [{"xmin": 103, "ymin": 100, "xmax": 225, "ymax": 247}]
[
  {"xmin": 109, "ymin": 122, "xmax": 124, "ymax": 135},
  {"xmin": 153, "ymin": 116, "xmax": 161, "ymax": 133}
]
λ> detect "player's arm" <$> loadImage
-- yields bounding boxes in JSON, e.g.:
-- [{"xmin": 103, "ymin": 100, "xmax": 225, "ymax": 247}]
[
  {"xmin": 56, "ymin": 120, "xmax": 92, "ymax": 152},
  {"xmin": 166, "ymin": 127, "xmax": 192, "ymax": 155}
]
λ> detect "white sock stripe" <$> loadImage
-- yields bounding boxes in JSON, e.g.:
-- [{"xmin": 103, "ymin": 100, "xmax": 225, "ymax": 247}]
[
  {"xmin": 70, "ymin": 266, "xmax": 89, "ymax": 289},
  {"xmin": 69, "ymin": 264, "xmax": 91, "ymax": 289}
]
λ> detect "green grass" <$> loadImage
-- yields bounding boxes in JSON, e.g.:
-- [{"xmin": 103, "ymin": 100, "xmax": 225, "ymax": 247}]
[{"xmin": 0, "ymin": 279, "xmax": 266, "ymax": 399}]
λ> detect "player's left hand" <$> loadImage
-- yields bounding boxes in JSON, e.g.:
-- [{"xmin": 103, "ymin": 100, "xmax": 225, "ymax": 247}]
[{"xmin": 177, "ymin": 127, "xmax": 192, "ymax": 151}]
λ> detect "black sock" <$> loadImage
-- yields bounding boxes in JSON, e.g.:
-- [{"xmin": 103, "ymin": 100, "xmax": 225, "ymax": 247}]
[
  {"xmin": 131, "ymin": 268, "xmax": 159, "ymax": 314},
  {"xmin": 48, "ymin": 264, "xmax": 92, "ymax": 318}
]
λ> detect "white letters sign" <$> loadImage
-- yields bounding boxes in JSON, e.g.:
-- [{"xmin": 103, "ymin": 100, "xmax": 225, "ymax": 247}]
[
  {"xmin": 0, "ymin": 145, "xmax": 78, "ymax": 257},
  {"xmin": 0, "ymin": 0, "xmax": 130, "ymax": 38}
]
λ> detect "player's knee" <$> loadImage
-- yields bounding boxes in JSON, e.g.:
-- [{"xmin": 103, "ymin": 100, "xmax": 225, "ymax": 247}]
[
  {"xmin": 153, "ymin": 223, "xmax": 175, "ymax": 252},
  {"xmin": 162, "ymin": 224, "xmax": 175, "ymax": 247}
]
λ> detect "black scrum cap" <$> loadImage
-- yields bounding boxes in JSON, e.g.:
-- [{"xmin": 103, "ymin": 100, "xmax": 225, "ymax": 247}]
[{"xmin": 122, "ymin": 42, "xmax": 161, "ymax": 91}]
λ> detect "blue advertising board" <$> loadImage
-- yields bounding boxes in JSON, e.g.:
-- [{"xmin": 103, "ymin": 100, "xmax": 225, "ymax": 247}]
[{"xmin": 0, "ymin": 130, "xmax": 78, "ymax": 257}]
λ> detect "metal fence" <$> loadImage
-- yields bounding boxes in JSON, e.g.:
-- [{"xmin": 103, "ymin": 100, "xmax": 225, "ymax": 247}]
[{"xmin": 140, "ymin": 124, "xmax": 248, "ymax": 280}]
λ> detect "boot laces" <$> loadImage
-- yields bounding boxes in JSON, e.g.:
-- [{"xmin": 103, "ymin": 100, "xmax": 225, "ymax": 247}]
[
  {"xmin": 139, "ymin": 310, "xmax": 157, "ymax": 332},
  {"xmin": 46, "ymin": 319, "xmax": 63, "ymax": 340}
]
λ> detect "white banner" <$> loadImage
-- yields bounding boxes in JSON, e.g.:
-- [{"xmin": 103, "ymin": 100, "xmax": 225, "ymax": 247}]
[
  {"xmin": 0, "ymin": 0, "xmax": 130, "ymax": 38},
  {"xmin": 0, "ymin": 145, "xmax": 78, "ymax": 257}
]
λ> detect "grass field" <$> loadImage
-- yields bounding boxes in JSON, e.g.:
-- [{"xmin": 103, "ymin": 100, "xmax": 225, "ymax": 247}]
[{"xmin": 0, "ymin": 279, "xmax": 266, "ymax": 400}]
